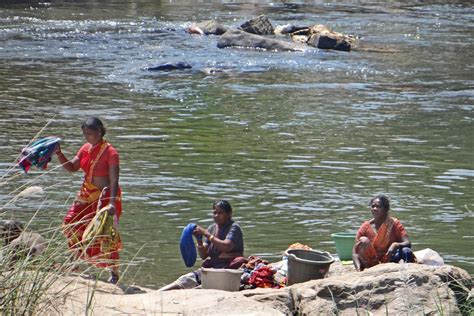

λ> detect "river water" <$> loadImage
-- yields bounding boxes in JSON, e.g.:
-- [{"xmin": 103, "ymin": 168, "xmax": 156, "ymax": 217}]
[{"xmin": 0, "ymin": 1, "xmax": 472, "ymax": 288}]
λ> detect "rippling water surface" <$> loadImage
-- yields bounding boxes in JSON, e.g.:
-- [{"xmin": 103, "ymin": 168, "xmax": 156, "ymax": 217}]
[{"xmin": 1, "ymin": 0, "xmax": 473, "ymax": 287}]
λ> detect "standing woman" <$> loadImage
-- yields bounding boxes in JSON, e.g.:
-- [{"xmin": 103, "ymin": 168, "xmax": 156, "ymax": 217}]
[
  {"xmin": 352, "ymin": 195, "xmax": 415, "ymax": 271},
  {"xmin": 55, "ymin": 117, "xmax": 122, "ymax": 283}
]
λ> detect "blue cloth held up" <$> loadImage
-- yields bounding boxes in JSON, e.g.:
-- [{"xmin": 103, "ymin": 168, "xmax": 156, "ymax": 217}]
[{"xmin": 180, "ymin": 223, "xmax": 197, "ymax": 268}]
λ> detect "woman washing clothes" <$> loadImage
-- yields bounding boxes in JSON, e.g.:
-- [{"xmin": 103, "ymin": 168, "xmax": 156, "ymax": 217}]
[
  {"xmin": 55, "ymin": 117, "xmax": 122, "ymax": 283},
  {"xmin": 159, "ymin": 200, "xmax": 245, "ymax": 291},
  {"xmin": 352, "ymin": 195, "xmax": 415, "ymax": 271}
]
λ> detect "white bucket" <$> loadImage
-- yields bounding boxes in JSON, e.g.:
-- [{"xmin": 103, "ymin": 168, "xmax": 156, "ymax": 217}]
[{"xmin": 200, "ymin": 268, "xmax": 243, "ymax": 291}]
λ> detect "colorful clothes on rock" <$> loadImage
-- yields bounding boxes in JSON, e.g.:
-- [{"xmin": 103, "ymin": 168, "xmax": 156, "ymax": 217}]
[
  {"xmin": 62, "ymin": 140, "xmax": 122, "ymax": 268},
  {"xmin": 243, "ymin": 255, "xmax": 269, "ymax": 270},
  {"xmin": 248, "ymin": 266, "xmax": 276, "ymax": 288},
  {"xmin": 355, "ymin": 216, "xmax": 413, "ymax": 269}
]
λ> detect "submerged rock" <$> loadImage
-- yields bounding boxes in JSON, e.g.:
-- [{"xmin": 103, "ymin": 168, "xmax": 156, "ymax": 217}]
[
  {"xmin": 185, "ymin": 16, "xmax": 357, "ymax": 53},
  {"xmin": 274, "ymin": 24, "xmax": 308, "ymax": 35},
  {"xmin": 293, "ymin": 24, "xmax": 356, "ymax": 52},
  {"xmin": 217, "ymin": 29, "xmax": 305, "ymax": 52},
  {"xmin": 186, "ymin": 20, "xmax": 228, "ymax": 36},
  {"xmin": 146, "ymin": 62, "xmax": 192, "ymax": 71}
]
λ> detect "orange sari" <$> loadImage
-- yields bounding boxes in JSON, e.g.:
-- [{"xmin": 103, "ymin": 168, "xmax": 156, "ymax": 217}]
[
  {"xmin": 63, "ymin": 141, "xmax": 122, "ymax": 268},
  {"xmin": 354, "ymin": 217, "xmax": 407, "ymax": 269}
]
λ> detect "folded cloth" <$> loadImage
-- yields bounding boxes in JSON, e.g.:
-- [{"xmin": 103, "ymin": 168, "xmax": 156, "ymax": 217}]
[
  {"xmin": 82, "ymin": 205, "xmax": 122, "ymax": 255},
  {"xmin": 18, "ymin": 137, "xmax": 61, "ymax": 173},
  {"xmin": 82, "ymin": 206, "xmax": 110, "ymax": 244},
  {"xmin": 180, "ymin": 223, "xmax": 197, "ymax": 267}
]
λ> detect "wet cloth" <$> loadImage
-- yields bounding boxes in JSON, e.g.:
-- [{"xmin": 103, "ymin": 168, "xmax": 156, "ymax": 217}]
[
  {"xmin": 243, "ymin": 255, "xmax": 269, "ymax": 270},
  {"xmin": 180, "ymin": 223, "xmax": 197, "ymax": 267},
  {"xmin": 82, "ymin": 204, "xmax": 122, "ymax": 265},
  {"xmin": 64, "ymin": 186, "xmax": 122, "ymax": 267},
  {"xmin": 18, "ymin": 137, "xmax": 61, "ymax": 173},
  {"xmin": 354, "ymin": 216, "xmax": 415, "ymax": 269},
  {"xmin": 175, "ymin": 271, "xmax": 202, "ymax": 289},
  {"xmin": 248, "ymin": 266, "xmax": 277, "ymax": 288},
  {"xmin": 63, "ymin": 140, "xmax": 122, "ymax": 268}
]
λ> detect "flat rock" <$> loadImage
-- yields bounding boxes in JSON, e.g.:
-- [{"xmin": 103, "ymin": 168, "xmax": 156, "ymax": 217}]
[
  {"xmin": 41, "ymin": 263, "xmax": 472, "ymax": 315},
  {"xmin": 217, "ymin": 29, "xmax": 305, "ymax": 52},
  {"xmin": 188, "ymin": 20, "xmax": 228, "ymax": 35}
]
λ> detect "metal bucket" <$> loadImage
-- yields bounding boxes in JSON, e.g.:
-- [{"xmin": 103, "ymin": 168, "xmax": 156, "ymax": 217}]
[{"xmin": 286, "ymin": 249, "xmax": 335, "ymax": 285}]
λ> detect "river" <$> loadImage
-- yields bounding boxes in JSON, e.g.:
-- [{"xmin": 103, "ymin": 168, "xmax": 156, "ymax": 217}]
[{"xmin": 0, "ymin": 0, "xmax": 472, "ymax": 288}]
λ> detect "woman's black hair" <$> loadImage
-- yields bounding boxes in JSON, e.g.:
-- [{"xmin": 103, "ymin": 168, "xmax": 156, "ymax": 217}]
[
  {"xmin": 213, "ymin": 200, "xmax": 232, "ymax": 213},
  {"xmin": 370, "ymin": 194, "xmax": 390, "ymax": 211},
  {"xmin": 82, "ymin": 117, "xmax": 106, "ymax": 136}
]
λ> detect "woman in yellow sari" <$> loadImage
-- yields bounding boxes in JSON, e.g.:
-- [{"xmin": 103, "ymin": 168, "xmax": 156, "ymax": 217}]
[
  {"xmin": 55, "ymin": 117, "xmax": 122, "ymax": 283},
  {"xmin": 352, "ymin": 195, "xmax": 415, "ymax": 271}
]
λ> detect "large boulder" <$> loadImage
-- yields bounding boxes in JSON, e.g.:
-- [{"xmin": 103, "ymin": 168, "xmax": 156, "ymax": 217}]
[
  {"xmin": 42, "ymin": 263, "xmax": 471, "ymax": 315},
  {"xmin": 290, "ymin": 263, "xmax": 472, "ymax": 315},
  {"xmin": 292, "ymin": 24, "xmax": 357, "ymax": 52},
  {"xmin": 217, "ymin": 29, "xmax": 305, "ymax": 52},
  {"xmin": 239, "ymin": 15, "xmax": 274, "ymax": 35}
]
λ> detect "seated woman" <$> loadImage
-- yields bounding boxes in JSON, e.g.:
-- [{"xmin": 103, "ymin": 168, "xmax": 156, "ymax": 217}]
[
  {"xmin": 159, "ymin": 200, "xmax": 245, "ymax": 291},
  {"xmin": 352, "ymin": 195, "xmax": 416, "ymax": 271}
]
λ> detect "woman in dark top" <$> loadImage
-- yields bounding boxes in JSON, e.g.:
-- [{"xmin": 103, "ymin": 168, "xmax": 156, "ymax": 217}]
[
  {"xmin": 194, "ymin": 200, "xmax": 244, "ymax": 269},
  {"xmin": 159, "ymin": 200, "xmax": 245, "ymax": 291}
]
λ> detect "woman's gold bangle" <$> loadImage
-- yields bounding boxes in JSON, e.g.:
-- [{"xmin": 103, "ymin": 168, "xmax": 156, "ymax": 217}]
[{"xmin": 209, "ymin": 235, "xmax": 215, "ymax": 242}]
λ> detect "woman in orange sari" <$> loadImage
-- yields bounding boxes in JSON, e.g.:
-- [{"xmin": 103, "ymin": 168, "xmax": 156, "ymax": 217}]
[
  {"xmin": 352, "ymin": 195, "xmax": 415, "ymax": 271},
  {"xmin": 55, "ymin": 117, "xmax": 122, "ymax": 283}
]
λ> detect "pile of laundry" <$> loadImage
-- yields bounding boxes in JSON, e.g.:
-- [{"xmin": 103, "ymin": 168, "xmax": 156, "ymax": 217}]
[{"xmin": 240, "ymin": 243, "xmax": 312, "ymax": 289}]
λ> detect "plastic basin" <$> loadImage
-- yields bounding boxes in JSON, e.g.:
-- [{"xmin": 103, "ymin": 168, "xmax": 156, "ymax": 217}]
[{"xmin": 201, "ymin": 268, "xmax": 243, "ymax": 291}]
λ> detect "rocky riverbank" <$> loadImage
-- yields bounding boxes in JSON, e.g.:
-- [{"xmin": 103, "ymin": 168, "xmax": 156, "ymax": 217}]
[{"xmin": 42, "ymin": 262, "xmax": 472, "ymax": 315}]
